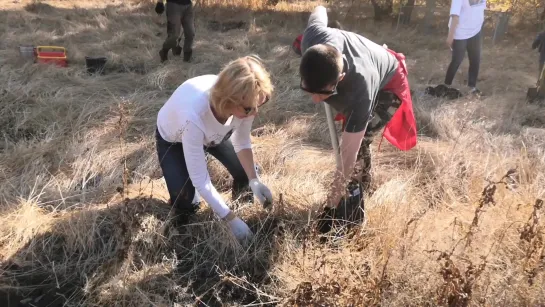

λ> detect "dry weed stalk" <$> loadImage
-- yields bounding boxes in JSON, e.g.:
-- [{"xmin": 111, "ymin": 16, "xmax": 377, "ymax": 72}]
[
  {"xmin": 519, "ymin": 198, "xmax": 545, "ymax": 285},
  {"xmin": 115, "ymin": 98, "xmax": 130, "ymax": 201},
  {"xmin": 463, "ymin": 169, "xmax": 517, "ymax": 248},
  {"xmin": 434, "ymin": 251, "xmax": 486, "ymax": 307},
  {"xmin": 426, "ymin": 170, "xmax": 519, "ymax": 307}
]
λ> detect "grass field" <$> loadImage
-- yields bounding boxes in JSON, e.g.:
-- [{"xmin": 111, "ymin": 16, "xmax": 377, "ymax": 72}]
[{"xmin": 1, "ymin": 0, "xmax": 544, "ymax": 306}]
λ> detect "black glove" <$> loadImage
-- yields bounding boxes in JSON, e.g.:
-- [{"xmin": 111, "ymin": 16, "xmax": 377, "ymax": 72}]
[{"xmin": 155, "ymin": 1, "xmax": 165, "ymax": 14}]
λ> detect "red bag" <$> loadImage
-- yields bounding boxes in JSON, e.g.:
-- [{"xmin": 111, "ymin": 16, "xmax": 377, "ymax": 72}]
[
  {"xmin": 292, "ymin": 34, "xmax": 303, "ymax": 56},
  {"xmin": 334, "ymin": 50, "xmax": 417, "ymax": 151},
  {"xmin": 381, "ymin": 49, "xmax": 417, "ymax": 151}
]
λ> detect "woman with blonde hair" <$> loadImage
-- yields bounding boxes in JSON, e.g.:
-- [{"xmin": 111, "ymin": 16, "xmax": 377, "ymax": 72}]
[{"xmin": 155, "ymin": 55, "xmax": 274, "ymax": 241}]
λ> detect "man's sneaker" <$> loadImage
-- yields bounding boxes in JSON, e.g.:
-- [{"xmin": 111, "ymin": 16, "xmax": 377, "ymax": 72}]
[
  {"xmin": 159, "ymin": 49, "xmax": 168, "ymax": 63},
  {"xmin": 183, "ymin": 51, "xmax": 192, "ymax": 62},
  {"xmin": 172, "ymin": 46, "xmax": 182, "ymax": 56}
]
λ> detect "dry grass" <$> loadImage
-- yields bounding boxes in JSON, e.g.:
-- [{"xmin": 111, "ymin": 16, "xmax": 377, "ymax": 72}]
[{"xmin": 1, "ymin": 0, "xmax": 545, "ymax": 306}]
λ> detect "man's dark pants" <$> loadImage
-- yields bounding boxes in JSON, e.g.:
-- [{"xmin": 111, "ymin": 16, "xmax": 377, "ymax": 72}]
[
  {"xmin": 444, "ymin": 31, "xmax": 482, "ymax": 88},
  {"xmin": 155, "ymin": 129, "xmax": 250, "ymax": 221},
  {"xmin": 162, "ymin": 2, "xmax": 195, "ymax": 57}
]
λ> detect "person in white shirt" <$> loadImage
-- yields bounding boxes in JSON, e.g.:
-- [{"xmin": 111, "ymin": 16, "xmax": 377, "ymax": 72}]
[
  {"xmin": 155, "ymin": 55, "xmax": 274, "ymax": 241},
  {"xmin": 445, "ymin": 0, "xmax": 486, "ymax": 96}
]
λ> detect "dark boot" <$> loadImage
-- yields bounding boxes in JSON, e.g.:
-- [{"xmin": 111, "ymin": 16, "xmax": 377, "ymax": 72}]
[
  {"xmin": 159, "ymin": 49, "xmax": 168, "ymax": 63},
  {"xmin": 172, "ymin": 205, "xmax": 199, "ymax": 228},
  {"xmin": 173, "ymin": 46, "xmax": 182, "ymax": 56},
  {"xmin": 317, "ymin": 181, "xmax": 366, "ymax": 236},
  {"xmin": 317, "ymin": 206, "xmax": 338, "ymax": 234},
  {"xmin": 183, "ymin": 51, "xmax": 192, "ymax": 62}
]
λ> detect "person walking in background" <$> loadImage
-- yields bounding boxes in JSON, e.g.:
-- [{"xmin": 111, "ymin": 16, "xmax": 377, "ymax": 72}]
[
  {"xmin": 444, "ymin": 0, "xmax": 486, "ymax": 96},
  {"xmin": 155, "ymin": 0, "xmax": 195, "ymax": 63},
  {"xmin": 155, "ymin": 55, "xmax": 274, "ymax": 242}
]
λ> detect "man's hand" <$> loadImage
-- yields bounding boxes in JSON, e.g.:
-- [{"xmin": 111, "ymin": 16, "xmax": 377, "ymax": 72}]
[
  {"xmin": 249, "ymin": 179, "xmax": 273, "ymax": 207},
  {"xmin": 155, "ymin": 1, "xmax": 164, "ymax": 14}
]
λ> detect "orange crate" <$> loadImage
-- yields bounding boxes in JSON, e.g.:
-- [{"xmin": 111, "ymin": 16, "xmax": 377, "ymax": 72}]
[{"xmin": 36, "ymin": 46, "xmax": 67, "ymax": 67}]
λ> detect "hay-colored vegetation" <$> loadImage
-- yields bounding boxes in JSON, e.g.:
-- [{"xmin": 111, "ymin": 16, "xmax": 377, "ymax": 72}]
[{"xmin": 0, "ymin": 0, "xmax": 544, "ymax": 306}]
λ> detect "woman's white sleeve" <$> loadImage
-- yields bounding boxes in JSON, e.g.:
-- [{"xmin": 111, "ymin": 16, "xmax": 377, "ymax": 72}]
[
  {"xmin": 231, "ymin": 116, "xmax": 254, "ymax": 153},
  {"xmin": 180, "ymin": 121, "xmax": 231, "ymax": 219}
]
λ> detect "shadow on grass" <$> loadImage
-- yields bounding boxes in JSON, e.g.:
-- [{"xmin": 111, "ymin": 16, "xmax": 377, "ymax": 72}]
[{"xmin": 0, "ymin": 193, "xmax": 317, "ymax": 306}]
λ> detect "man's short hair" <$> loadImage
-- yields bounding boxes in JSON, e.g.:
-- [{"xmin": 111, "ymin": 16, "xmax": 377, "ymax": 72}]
[{"xmin": 300, "ymin": 44, "xmax": 343, "ymax": 92}]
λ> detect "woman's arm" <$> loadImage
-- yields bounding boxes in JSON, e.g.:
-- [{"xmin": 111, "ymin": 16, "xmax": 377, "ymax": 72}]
[
  {"xmin": 446, "ymin": 15, "xmax": 459, "ymax": 49},
  {"xmin": 230, "ymin": 116, "xmax": 273, "ymax": 205},
  {"xmin": 236, "ymin": 149, "xmax": 258, "ymax": 180},
  {"xmin": 446, "ymin": 0, "xmax": 461, "ymax": 48},
  {"xmin": 181, "ymin": 122, "xmax": 232, "ymax": 219},
  {"xmin": 231, "ymin": 116, "xmax": 258, "ymax": 180}
]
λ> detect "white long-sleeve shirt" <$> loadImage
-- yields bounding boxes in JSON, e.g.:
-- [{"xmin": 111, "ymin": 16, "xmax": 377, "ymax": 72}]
[{"xmin": 157, "ymin": 75, "xmax": 254, "ymax": 219}]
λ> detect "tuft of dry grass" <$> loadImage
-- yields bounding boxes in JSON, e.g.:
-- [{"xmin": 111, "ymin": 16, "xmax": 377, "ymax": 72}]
[{"xmin": 0, "ymin": 0, "xmax": 544, "ymax": 306}]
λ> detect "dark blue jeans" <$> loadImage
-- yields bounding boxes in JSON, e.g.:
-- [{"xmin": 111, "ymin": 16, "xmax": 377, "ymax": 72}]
[{"xmin": 155, "ymin": 128, "xmax": 250, "ymax": 215}]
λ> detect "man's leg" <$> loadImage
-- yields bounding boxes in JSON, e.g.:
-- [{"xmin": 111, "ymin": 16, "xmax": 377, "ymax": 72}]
[
  {"xmin": 180, "ymin": 3, "xmax": 196, "ymax": 62},
  {"xmin": 205, "ymin": 140, "xmax": 252, "ymax": 203},
  {"xmin": 444, "ymin": 38, "xmax": 468, "ymax": 86},
  {"xmin": 466, "ymin": 31, "xmax": 482, "ymax": 90},
  {"xmin": 155, "ymin": 129, "xmax": 199, "ymax": 225},
  {"xmin": 160, "ymin": 2, "xmax": 183, "ymax": 62},
  {"xmin": 359, "ymin": 91, "xmax": 402, "ymax": 188}
]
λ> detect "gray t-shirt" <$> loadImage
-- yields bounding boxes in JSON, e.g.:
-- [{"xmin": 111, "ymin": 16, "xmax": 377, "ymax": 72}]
[{"xmin": 301, "ymin": 7, "xmax": 399, "ymax": 133}]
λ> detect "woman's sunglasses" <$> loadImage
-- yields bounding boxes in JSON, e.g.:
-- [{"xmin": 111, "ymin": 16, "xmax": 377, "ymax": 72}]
[{"xmin": 243, "ymin": 95, "xmax": 270, "ymax": 115}]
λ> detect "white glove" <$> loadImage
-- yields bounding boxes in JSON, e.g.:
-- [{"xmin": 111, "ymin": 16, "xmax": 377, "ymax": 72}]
[
  {"xmin": 227, "ymin": 216, "xmax": 254, "ymax": 241},
  {"xmin": 249, "ymin": 178, "xmax": 273, "ymax": 207}
]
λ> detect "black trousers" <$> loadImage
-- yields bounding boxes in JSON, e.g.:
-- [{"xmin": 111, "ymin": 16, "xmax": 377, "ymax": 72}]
[
  {"xmin": 444, "ymin": 31, "xmax": 482, "ymax": 88},
  {"xmin": 155, "ymin": 129, "xmax": 249, "ymax": 215}
]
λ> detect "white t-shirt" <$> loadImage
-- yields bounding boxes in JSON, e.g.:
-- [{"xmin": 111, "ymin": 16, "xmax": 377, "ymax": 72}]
[
  {"xmin": 449, "ymin": 0, "xmax": 486, "ymax": 40},
  {"xmin": 157, "ymin": 74, "xmax": 254, "ymax": 219}
]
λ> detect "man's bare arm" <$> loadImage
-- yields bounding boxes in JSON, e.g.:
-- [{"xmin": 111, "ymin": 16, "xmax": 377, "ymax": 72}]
[{"xmin": 327, "ymin": 129, "xmax": 366, "ymax": 207}]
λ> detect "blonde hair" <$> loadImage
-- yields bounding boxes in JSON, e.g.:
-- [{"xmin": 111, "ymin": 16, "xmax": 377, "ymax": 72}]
[{"xmin": 210, "ymin": 55, "xmax": 273, "ymax": 118}]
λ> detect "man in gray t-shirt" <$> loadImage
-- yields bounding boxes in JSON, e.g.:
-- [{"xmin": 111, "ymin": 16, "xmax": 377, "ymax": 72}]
[
  {"xmin": 301, "ymin": 6, "xmax": 398, "ymax": 133},
  {"xmin": 299, "ymin": 6, "xmax": 417, "ymax": 231}
]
